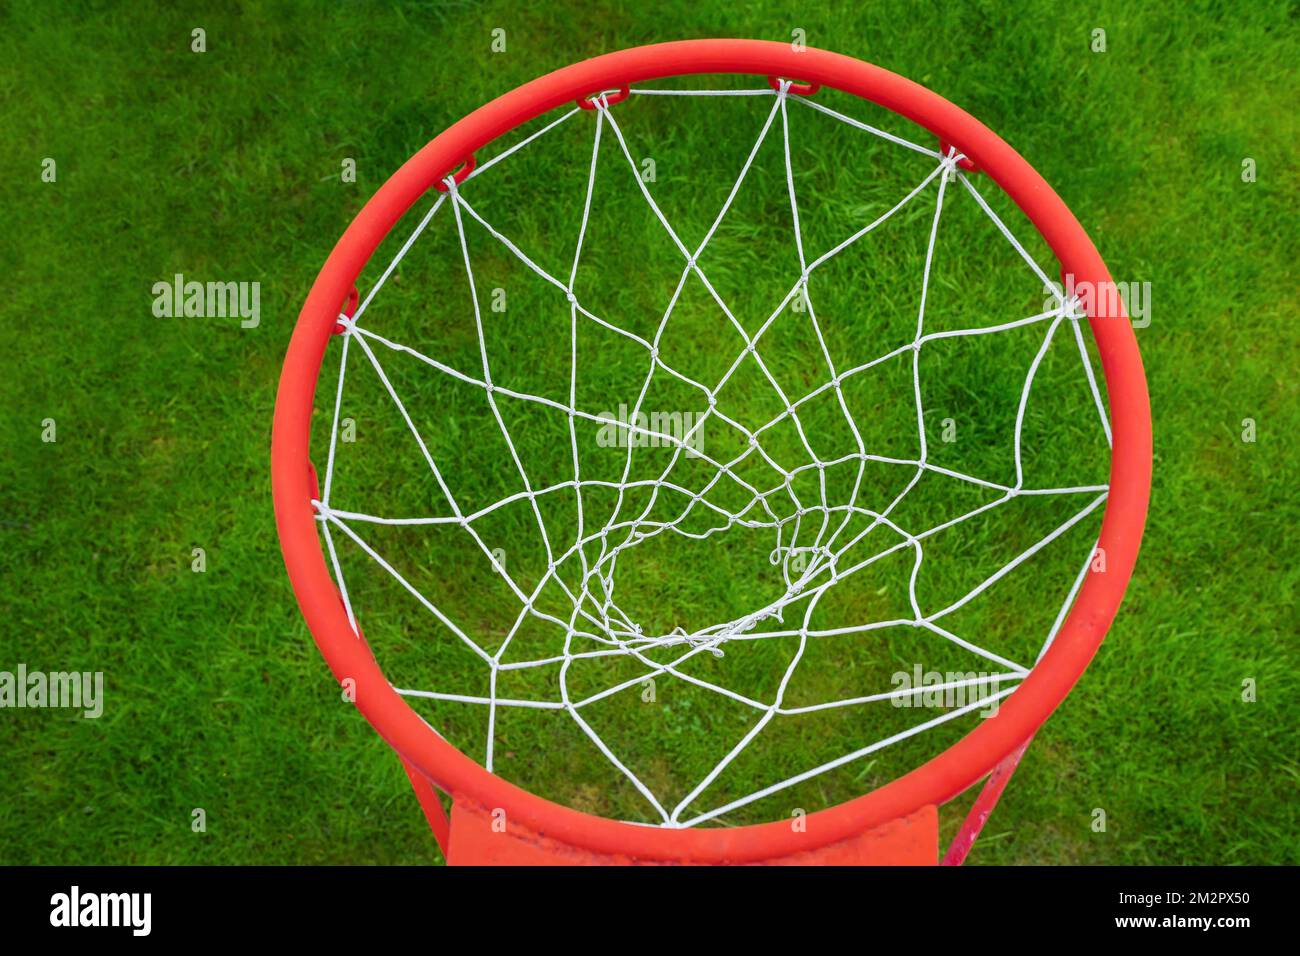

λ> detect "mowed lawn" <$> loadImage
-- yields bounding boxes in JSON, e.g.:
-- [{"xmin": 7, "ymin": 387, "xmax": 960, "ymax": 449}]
[{"xmin": 1, "ymin": 0, "xmax": 1296, "ymax": 865}]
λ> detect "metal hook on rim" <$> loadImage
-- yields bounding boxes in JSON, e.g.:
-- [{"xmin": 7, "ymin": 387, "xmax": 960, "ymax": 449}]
[
  {"xmin": 937, "ymin": 138, "xmax": 977, "ymax": 172},
  {"xmin": 768, "ymin": 75, "xmax": 820, "ymax": 96},
  {"xmin": 434, "ymin": 154, "xmax": 476, "ymax": 192},
  {"xmin": 577, "ymin": 85, "xmax": 630, "ymax": 110},
  {"xmin": 333, "ymin": 286, "xmax": 359, "ymax": 334}
]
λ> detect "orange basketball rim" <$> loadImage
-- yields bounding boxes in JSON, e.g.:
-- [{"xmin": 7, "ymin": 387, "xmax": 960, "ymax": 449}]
[{"xmin": 272, "ymin": 40, "xmax": 1151, "ymax": 865}]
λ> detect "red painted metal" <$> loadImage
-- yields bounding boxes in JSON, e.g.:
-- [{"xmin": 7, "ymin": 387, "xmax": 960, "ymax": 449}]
[
  {"xmin": 399, "ymin": 755, "xmax": 451, "ymax": 853},
  {"xmin": 272, "ymin": 39, "xmax": 1151, "ymax": 865},
  {"xmin": 447, "ymin": 799, "xmax": 937, "ymax": 866},
  {"xmin": 941, "ymin": 738, "xmax": 1032, "ymax": 865}
]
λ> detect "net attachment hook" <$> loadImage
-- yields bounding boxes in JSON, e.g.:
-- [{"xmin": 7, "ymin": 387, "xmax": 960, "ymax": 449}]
[
  {"xmin": 434, "ymin": 154, "xmax": 477, "ymax": 192},
  {"xmin": 767, "ymin": 75, "xmax": 820, "ymax": 96},
  {"xmin": 577, "ymin": 85, "xmax": 631, "ymax": 110},
  {"xmin": 333, "ymin": 286, "xmax": 359, "ymax": 334},
  {"xmin": 306, "ymin": 459, "xmax": 323, "ymax": 507},
  {"xmin": 937, "ymin": 138, "xmax": 978, "ymax": 173}
]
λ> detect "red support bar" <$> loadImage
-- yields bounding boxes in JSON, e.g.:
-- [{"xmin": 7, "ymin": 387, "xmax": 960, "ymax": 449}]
[
  {"xmin": 399, "ymin": 755, "xmax": 451, "ymax": 856},
  {"xmin": 940, "ymin": 738, "xmax": 1032, "ymax": 866}
]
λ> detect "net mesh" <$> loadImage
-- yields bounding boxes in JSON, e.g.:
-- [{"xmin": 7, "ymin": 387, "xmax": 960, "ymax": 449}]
[{"xmin": 311, "ymin": 80, "xmax": 1112, "ymax": 828}]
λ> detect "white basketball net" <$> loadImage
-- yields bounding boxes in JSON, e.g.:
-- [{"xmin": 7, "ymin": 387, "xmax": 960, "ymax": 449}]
[{"xmin": 312, "ymin": 80, "xmax": 1112, "ymax": 828}]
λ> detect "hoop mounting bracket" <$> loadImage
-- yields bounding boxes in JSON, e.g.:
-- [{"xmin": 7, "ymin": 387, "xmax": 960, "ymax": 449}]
[{"xmin": 443, "ymin": 797, "xmax": 937, "ymax": 865}]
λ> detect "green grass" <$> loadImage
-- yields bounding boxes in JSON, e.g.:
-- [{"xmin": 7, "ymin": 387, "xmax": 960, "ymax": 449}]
[{"xmin": 1, "ymin": 0, "xmax": 1296, "ymax": 865}]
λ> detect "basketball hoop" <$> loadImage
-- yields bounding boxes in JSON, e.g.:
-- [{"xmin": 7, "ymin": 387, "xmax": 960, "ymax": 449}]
[{"xmin": 272, "ymin": 40, "xmax": 1150, "ymax": 864}]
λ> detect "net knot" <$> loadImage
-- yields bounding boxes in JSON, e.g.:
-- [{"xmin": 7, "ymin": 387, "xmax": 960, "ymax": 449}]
[
  {"xmin": 670, "ymin": 626, "xmax": 725, "ymax": 658},
  {"xmin": 939, "ymin": 148, "xmax": 968, "ymax": 178}
]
